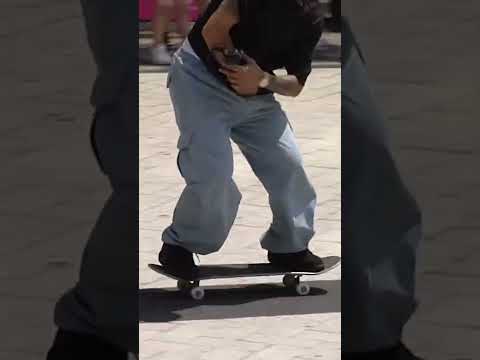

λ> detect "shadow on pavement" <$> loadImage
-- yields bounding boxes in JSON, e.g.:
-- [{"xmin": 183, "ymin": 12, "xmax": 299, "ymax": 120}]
[{"xmin": 140, "ymin": 279, "xmax": 340, "ymax": 323}]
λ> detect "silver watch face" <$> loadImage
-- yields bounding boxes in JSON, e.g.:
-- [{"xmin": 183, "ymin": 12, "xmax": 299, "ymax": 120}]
[{"xmin": 259, "ymin": 76, "xmax": 269, "ymax": 88}]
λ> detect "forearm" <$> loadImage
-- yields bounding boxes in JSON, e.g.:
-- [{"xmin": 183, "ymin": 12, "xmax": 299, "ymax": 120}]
[
  {"xmin": 262, "ymin": 73, "xmax": 304, "ymax": 97},
  {"xmin": 202, "ymin": 25, "xmax": 234, "ymax": 50}
]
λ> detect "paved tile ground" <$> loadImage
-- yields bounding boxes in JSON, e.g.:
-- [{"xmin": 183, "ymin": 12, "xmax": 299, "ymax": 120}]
[{"xmin": 139, "ymin": 67, "xmax": 341, "ymax": 359}]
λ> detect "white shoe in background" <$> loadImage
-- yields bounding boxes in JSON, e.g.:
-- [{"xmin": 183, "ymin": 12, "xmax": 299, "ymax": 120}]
[{"xmin": 151, "ymin": 44, "xmax": 171, "ymax": 65}]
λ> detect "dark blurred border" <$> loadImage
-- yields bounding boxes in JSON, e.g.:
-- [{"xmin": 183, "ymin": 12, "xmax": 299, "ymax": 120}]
[
  {"xmin": 0, "ymin": 2, "xmax": 129, "ymax": 359},
  {"xmin": 343, "ymin": 1, "xmax": 480, "ymax": 358}
]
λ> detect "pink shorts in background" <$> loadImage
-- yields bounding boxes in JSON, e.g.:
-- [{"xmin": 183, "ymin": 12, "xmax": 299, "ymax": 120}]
[{"xmin": 139, "ymin": 0, "xmax": 199, "ymax": 22}]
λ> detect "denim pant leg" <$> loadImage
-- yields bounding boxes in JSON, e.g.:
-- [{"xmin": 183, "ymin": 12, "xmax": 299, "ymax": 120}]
[
  {"xmin": 161, "ymin": 50, "xmax": 242, "ymax": 255},
  {"xmin": 231, "ymin": 96, "xmax": 316, "ymax": 253},
  {"xmin": 342, "ymin": 40, "xmax": 422, "ymax": 352}
]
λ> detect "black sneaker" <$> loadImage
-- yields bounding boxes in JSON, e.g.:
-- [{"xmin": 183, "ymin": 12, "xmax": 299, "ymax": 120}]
[
  {"xmin": 158, "ymin": 243, "xmax": 198, "ymax": 280},
  {"xmin": 268, "ymin": 249, "xmax": 325, "ymax": 272},
  {"xmin": 342, "ymin": 342, "xmax": 424, "ymax": 360},
  {"xmin": 46, "ymin": 329, "xmax": 128, "ymax": 360}
]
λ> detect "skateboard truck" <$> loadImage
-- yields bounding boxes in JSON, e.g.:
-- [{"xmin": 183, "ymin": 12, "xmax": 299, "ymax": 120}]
[
  {"xmin": 175, "ymin": 274, "xmax": 311, "ymax": 300},
  {"xmin": 177, "ymin": 279, "xmax": 205, "ymax": 300},
  {"xmin": 282, "ymin": 274, "xmax": 311, "ymax": 296}
]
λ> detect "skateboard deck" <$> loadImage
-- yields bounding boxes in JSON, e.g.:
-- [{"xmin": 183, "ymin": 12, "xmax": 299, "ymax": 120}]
[{"xmin": 148, "ymin": 256, "xmax": 340, "ymax": 300}]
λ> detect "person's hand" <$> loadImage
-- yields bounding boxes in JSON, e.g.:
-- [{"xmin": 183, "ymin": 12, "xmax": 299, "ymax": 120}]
[{"xmin": 219, "ymin": 54, "xmax": 265, "ymax": 96}]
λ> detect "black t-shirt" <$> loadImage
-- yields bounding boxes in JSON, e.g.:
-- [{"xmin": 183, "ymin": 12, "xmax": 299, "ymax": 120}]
[{"xmin": 188, "ymin": 0, "xmax": 323, "ymax": 91}]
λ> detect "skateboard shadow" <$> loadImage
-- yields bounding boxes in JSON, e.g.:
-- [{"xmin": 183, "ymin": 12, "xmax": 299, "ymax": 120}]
[{"xmin": 140, "ymin": 279, "xmax": 340, "ymax": 323}]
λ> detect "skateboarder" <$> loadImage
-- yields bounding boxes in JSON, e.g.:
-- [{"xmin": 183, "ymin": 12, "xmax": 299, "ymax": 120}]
[
  {"xmin": 341, "ymin": 17, "xmax": 424, "ymax": 360},
  {"xmin": 47, "ymin": 1, "xmax": 138, "ymax": 359},
  {"xmin": 158, "ymin": 0, "xmax": 327, "ymax": 280}
]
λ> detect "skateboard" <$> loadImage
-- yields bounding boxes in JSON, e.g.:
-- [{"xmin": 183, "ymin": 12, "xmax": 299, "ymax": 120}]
[{"xmin": 148, "ymin": 256, "xmax": 340, "ymax": 300}]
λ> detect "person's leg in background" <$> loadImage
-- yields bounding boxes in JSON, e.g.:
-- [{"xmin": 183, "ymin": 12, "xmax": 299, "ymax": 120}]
[
  {"xmin": 47, "ymin": 1, "xmax": 138, "ymax": 358},
  {"xmin": 341, "ymin": 17, "xmax": 423, "ymax": 360},
  {"xmin": 170, "ymin": 0, "xmax": 204, "ymax": 54},
  {"xmin": 196, "ymin": 0, "xmax": 210, "ymax": 15},
  {"xmin": 173, "ymin": 0, "xmax": 190, "ymax": 42},
  {"xmin": 152, "ymin": 0, "xmax": 174, "ymax": 64}
]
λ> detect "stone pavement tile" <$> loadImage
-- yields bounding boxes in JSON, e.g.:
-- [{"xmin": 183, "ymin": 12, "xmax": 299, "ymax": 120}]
[
  {"xmin": 140, "ymin": 315, "xmax": 341, "ymax": 360},
  {"xmin": 140, "ymin": 341, "xmax": 191, "ymax": 360},
  {"xmin": 0, "ymin": 352, "xmax": 42, "ymax": 360},
  {"xmin": 313, "ymin": 315, "xmax": 341, "ymax": 334},
  {"xmin": 405, "ymin": 229, "xmax": 480, "ymax": 358},
  {"xmin": 419, "ymin": 236, "xmax": 480, "ymax": 275},
  {"xmin": 245, "ymin": 342, "xmax": 340, "ymax": 360},
  {"xmin": 200, "ymin": 348, "xmax": 252, "ymax": 360},
  {"xmin": 0, "ymin": 297, "xmax": 56, "ymax": 359},
  {"xmin": 141, "ymin": 325, "xmax": 260, "ymax": 359},
  {"xmin": 404, "ymin": 321, "xmax": 480, "ymax": 360},
  {"xmin": 409, "ymin": 292, "xmax": 480, "ymax": 330}
]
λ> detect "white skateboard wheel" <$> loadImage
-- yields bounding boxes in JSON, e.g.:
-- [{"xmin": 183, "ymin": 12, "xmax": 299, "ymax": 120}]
[
  {"xmin": 282, "ymin": 274, "xmax": 298, "ymax": 288},
  {"xmin": 177, "ymin": 279, "xmax": 191, "ymax": 291},
  {"xmin": 295, "ymin": 283, "xmax": 310, "ymax": 296},
  {"xmin": 190, "ymin": 287, "xmax": 205, "ymax": 300}
]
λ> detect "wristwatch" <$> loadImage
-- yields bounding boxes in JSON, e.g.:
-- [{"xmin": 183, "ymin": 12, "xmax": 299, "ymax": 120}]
[{"xmin": 258, "ymin": 72, "xmax": 270, "ymax": 88}]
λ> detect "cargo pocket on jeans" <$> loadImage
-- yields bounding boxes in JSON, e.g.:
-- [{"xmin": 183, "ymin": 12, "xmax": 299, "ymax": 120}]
[{"xmin": 176, "ymin": 132, "xmax": 193, "ymax": 178}]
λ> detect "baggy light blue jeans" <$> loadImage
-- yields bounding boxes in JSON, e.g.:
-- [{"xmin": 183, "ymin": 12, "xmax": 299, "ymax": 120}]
[{"xmin": 162, "ymin": 48, "xmax": 317, "ymax": 255}]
